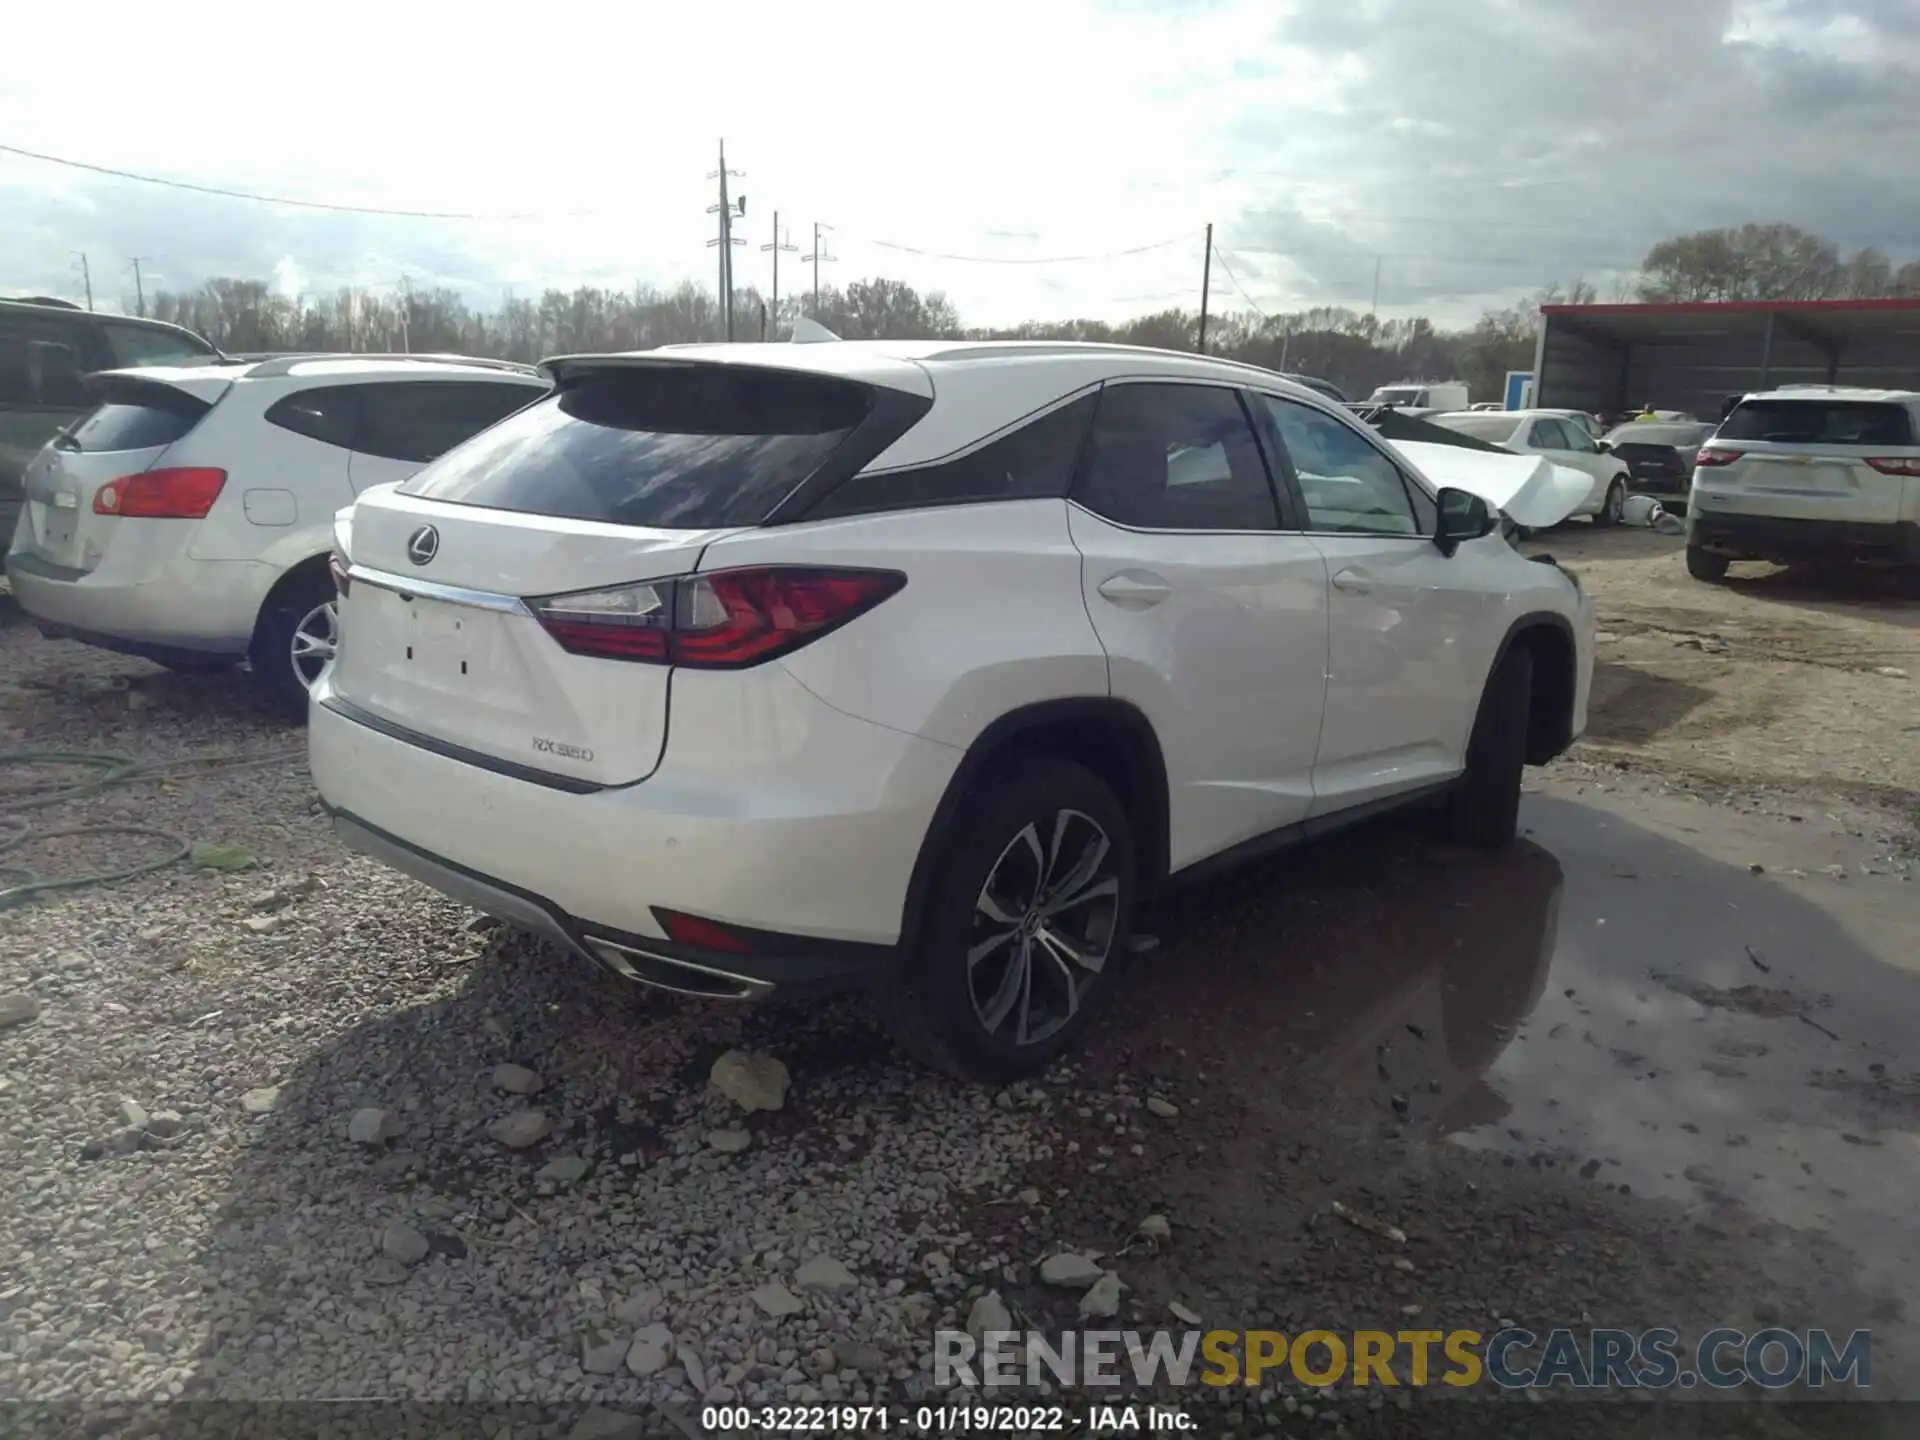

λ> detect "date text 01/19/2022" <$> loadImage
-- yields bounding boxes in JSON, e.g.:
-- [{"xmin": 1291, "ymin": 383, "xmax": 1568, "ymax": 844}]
[{"xmin": 701, "ymin": 1404, "xmax": 1195, "ymax": 1432}]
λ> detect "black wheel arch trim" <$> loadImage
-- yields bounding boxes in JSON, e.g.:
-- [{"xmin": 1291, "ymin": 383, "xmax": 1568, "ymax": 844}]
[
  {"xmin": 897, "ymin": 697, "xmax": 1172, "ymax": 951},
  {"xmin": 1487, "ymin": 609, "xmax": 1580, "ymax": 765}
]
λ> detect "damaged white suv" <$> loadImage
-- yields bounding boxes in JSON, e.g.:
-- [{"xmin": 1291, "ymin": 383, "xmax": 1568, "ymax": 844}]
[{"xmin": 311, "ymin": 340, "xmax": 1593, "ymax": 1080}]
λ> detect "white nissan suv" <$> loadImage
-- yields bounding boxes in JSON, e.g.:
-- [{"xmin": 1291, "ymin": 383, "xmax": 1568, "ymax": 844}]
[
  {"xmin": 310, "ymin": 341, "xmax": 1593, "ymax": 1080},
  {"xmin": 6, "ymin": 354, "xmax": 549, "ymax": 713}
]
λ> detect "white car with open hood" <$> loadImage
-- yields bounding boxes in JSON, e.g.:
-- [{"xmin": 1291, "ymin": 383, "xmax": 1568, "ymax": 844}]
[{"xmin": 310, "ymin": 339, "xmax": 1594, "ymax": 1080}]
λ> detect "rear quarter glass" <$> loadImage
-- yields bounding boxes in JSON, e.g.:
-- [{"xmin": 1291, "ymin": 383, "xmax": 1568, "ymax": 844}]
[{"xmin": 398, "ymin": 367, "xmax": 885, "ymax": 529}]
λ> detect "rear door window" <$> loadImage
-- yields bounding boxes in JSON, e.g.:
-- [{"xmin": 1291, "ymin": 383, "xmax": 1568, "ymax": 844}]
[
  {"xmin": 0, "ymin": 328, "xmax": 89, "ymax": 409},
  {"xmin": 100, "ymin": 323, "xmax": 220, "ymax": 369},
  {"xmin": 1718, "ymin": 400, "xmax": 1914, "ymax": 446},
  {"xmin": 1072, "ymin": 383, "xmax": 1278, "ymax": 531},
  {"xmin": 402, "ymin": 367, "xmax": 876, "ymax": 527},
  {"xmin": 356, "ymin": 381, "xmax": 544, "ymax": 465}
]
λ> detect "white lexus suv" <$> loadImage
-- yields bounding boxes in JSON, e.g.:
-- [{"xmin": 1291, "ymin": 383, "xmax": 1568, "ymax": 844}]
[
  {"xmin": 310, "ymin": 340, "xmax": 1593, "ymax": 1080},
  {"xmin": 6, "ymin": 354, "xmax": 549, "ymax": 713}
]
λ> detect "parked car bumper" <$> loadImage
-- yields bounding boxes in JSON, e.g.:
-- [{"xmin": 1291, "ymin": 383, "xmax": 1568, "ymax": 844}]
[
  {"xmin": 5, "ymin": 546, "xmax": 271, "ymax": 656},
  {"xmin": 1687, "ymin": 512, "xmax": 1920, "ymax": 566},
  {"xmin": 307, "ymin": 666, "xmax": 964, "ymax": 993}
]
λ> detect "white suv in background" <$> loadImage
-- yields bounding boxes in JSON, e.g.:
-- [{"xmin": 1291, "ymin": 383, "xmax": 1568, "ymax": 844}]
[
  {"xmin": 1687, "ymin": 386, "xmax": 1920, "ymax": 580},
  {"xmin": 6, "ymin": 354, "xmax": 549, "ymax": 712},
  {"xmin": 310, "ymin": 340, "xmax": 1593, "ymax": 1080},
  {"xmin": 1430, "ymin": 409, "xmax": 1633, "ymax": 525}
]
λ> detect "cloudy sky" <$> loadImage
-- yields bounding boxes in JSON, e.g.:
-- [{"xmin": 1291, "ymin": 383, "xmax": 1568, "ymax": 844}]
[{"xmin": 4, "ymin": 0, "xmax": 1917, "ymax": 329}]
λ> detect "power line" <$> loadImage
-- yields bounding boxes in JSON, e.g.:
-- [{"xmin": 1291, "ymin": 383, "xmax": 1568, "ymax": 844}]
[
  {"xmin": 1208, "ymin": 248, "xmax": 1268, "ymax": 319},
  {"xmin": 0, "ymin": 141, "xmax": 596, "ymax": 220},
  {"xmin": 860, "ymin": 229, "xmax": 1200, "ymax": 265}
]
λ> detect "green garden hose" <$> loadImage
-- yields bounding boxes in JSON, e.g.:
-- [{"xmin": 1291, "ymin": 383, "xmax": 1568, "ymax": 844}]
[{"xmin": 0, "ymin": 747, "xmax": 305, "ymax": 911}]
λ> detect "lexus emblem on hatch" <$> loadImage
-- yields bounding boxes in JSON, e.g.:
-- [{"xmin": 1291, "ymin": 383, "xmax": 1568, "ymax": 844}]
[{"xmin": 406, "ymin": 525, "xmax": 440, "ymax": 566}]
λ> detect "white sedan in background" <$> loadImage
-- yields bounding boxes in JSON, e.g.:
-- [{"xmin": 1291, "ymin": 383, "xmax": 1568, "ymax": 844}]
[{"xmin": 1430, "ymin": 410, "xmax": 1633, "ymax": 526}]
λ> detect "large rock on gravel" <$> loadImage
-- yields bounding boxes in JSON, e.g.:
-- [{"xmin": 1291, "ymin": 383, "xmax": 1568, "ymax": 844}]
[
  {"xmin": 706, "ymin": 1127, "xmax": 752, "ymax": 1154},
  {"xmin": 538, "ymin": 1155, "xmax": 591, "ymax": 1185},
  {"xmin": 1146, "ymin": 1097, "xmax": 1180, "ymax": 1118},
  {"xmin": 240, "ymin": 1086, "xmax": 282, "ymax": 1115},
  {"xmin": 967, "ymin": 1290, "xmax": 1013, "ymax": 1338},
  {"xmin": 0, "ymin": 992, "xmax": 41, "ymax": 1029},
  {"xmin": 1039, "ymin": 1253, "xmax": 1105, "ymax": 1287},
  {"xmin": 751, "ymin": 1283, "xmax": 805, "ymax": 1318},
  {"xmin": 349, "ymin": 1108, "xmax": 404, "ymax": 1145},
  {"xmin": 119, "ymin": 1098, "xmax": 150, "ymax": 1131},
  {"xmin": 490, "ymin": 1110, "xmax": 550, "ymax": 1149},
  {"xmin": 492, "ymin": 1063, "xmax": 544, "ymax": 1096},
  {"xmin": 1079, "ymin": 1272, "xmax": 1123, "ymax": 1318},
  {"xmin": 581, "ymin": 1329, "xmax": 627, "ymax": 1375},
  {"xmin": 146, "ymin": 1109, "xmax": 185, "ymax": 1139},
  {"xmin": 381, "ymin": 1222, "xmax": 430, "ymax": 1266},
  {"xmin": 710, "ymin": 1050, "xmax": 791, "ymax": 1113},
  {"xmin": 626, "ymin": 1323, "xmax": 675, "ymax": 1376},
  {"xmin": 613, "ymin": 1285, "xmax": 663, "ymax": 1326},
  {"xmin": 794, "ymin": 1256, "xmax": 858, "ymax": 1294}
]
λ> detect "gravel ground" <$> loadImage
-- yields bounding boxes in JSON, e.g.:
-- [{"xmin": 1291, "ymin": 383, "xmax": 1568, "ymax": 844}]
[{"xmin": 4, "ymin": 551, "xmax": 1918, "ymax": 1440}]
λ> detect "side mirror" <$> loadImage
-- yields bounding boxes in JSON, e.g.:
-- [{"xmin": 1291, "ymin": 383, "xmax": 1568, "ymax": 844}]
[
  {"xmin": 1434, "ymin": 487, "xmax": 1495, "ymax": 556},
  {"xmin": 1595, "ymin": 439, "xmax": 1612, "ymax": 453}
]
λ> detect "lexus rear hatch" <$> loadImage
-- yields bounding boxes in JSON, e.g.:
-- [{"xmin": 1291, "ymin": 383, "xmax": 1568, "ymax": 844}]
[{"xmin": 329, "ymin": 358, "xmax": 931, "ymax": 787}]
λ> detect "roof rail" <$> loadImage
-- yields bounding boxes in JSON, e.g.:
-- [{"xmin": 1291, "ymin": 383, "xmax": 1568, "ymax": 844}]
[{"xmin": 242, "ymin": 351, "xmax": 541, "ymax": 379}]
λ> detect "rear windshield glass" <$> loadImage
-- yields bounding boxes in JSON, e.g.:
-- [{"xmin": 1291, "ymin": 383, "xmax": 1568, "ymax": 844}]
[
  {"xmin": 1718, "ymin": 400, "xmax": 1913, "ymax": 446},
  {"xmin": 400, "ymin": 367, "xmax": 874, "ymax": 527},
  {"xmin": 1607, "ymin": 423, "xmax": 1712, "ymax": 446},
  {"xmin": 1434, "ymin": 414, "xmax": 1521, "ymax": 443},
  {"xmin": 61, "ymin": 393, "xmax": 209, "ymax": 452}
]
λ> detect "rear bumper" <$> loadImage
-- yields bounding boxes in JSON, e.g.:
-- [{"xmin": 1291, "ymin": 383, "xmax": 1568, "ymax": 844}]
[
  {"xmin": 1687, "ymin": 512, "xmax": 1920, "ymax": 565},
  {"xmin": 308, "ymin": 664, "xmax": 964, "ymax": 986},
  {"xmin": 325, "ymin": 806, "xmax": 893, "ymax": 999},
  {"xmin": 4, "ymin": 546, "xmax": 271, "ymax": 655}
]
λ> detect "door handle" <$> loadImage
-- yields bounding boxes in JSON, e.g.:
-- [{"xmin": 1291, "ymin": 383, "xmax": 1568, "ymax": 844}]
[
  {"xmin": 1331, "ymin": 567, "xmax": 1373, "ymax": 593},
  {"xmin": 1096, "ymin": 571, "xmax": 1172, "ymax": 608}
]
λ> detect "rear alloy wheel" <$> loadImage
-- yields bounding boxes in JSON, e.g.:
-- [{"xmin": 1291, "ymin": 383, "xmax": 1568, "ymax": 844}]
[
  {"xmin": 1594, "ymin": 478, "xmax": 1626, "ymax": 528},
  {"xmin": 882, "ymin": 760, "xmax": 1134, "ymax": 1081},
  {"xmin": 1686, "ymin": 546, "xmax": 1731, "ymax": 583},
  {"xmin": 250, "ymin": 569, "xmax": 340, "ymax": 720}
]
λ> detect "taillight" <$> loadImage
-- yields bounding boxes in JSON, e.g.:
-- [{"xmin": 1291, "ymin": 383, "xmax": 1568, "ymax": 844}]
[
  {"xmin": 93, "ymin": 467, "xmax": 227, "ymax": 518},
  {"xmin": 528, "ymin": 566, "xmax": 905, "ymax": 668},
  {"xmin": 328, "ymin": 552, "xmax": 352, "ymax": 596},
  {"xmin": 1866, "ymin": 457, "xmax": 1920, "ymax": 477},
  {"xmin": 1693, "ymin": 448, "xmax": 1740, "ymax": 469}
]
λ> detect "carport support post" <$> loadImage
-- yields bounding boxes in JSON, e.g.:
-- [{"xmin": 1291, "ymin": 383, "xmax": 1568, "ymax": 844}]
[{"xmin": 1758, "ymin": 311, "xmax": 1776, "ymax": 391}]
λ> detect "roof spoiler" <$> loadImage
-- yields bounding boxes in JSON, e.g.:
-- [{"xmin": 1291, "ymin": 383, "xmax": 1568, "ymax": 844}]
[{"xmin": 789, "ymin": 318, "xmax": 842, "ymax": 344}]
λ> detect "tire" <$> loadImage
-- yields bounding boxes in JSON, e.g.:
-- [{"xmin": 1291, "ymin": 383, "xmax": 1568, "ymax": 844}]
[
  {"xmin": 1686, "ymin": 546, "xmax": 1731, "ymax": 583},
  {"xmin": 880, "ymin": 758, "xmax": 1135, "ymax": 1082},
  {"xmin": 249, "ymin": 568, "xmax": 338, "ymax": 720},
  {"xmin": 1593, "ymin": 478, "xmax": 1626, "ymax": 528},
  {"xmin": 1444, "ymin": 643, "xmax": 1533, "ymax": 851}
]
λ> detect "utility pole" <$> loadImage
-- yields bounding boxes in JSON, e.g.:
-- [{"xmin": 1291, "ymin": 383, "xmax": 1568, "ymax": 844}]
[
  {"xmin": 1197, "ymin": 224, "xmax": 1213, "ymax": 354},
  {"xmin": 72, "ymin": 253, "xmax": 93, "ymax": 311},
  {"xmin": 802, "ymin": 222, "xmax": 836, "ymax": 317},
  {"xmin": 1369, "ymin": 255, "xmax": 1382, "ymax": 322},
  {"xmin": 399, "ymin": 275, "xmax": 412, "ymax": 353},
  {"xmin": 706, "ymin": 141, "xmax": 747, "ymax": 340},
  {"xmin": 760, "ymin": 212, "xmax": 798, "ymax": 340},
  {"xmin": 129, "ymin": 257, "xmax": 148, "ymax": 317}
]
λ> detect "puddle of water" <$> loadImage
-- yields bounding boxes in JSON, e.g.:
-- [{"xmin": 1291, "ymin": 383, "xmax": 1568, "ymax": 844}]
[
  {"xmin": 1124, "ymin": 792, "xmax": 1920, "ymax": 1319},
  {"xmin": 1457, "ymin": 796, "xmax": 1920, "ymax": 1291}
]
